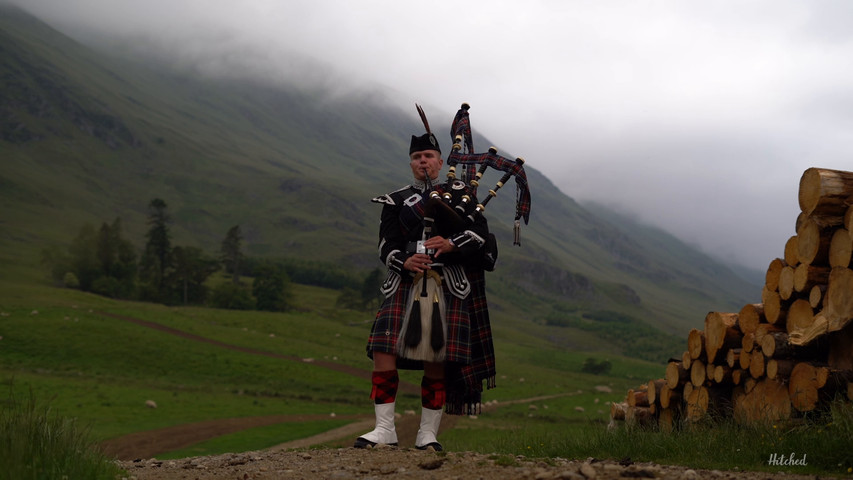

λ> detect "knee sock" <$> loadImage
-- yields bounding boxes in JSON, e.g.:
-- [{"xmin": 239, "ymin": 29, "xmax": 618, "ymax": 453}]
[
  {"xmin": 370, "ymin": 369, "xmax": 399, "ymax": 405},
  {"xmin": 421, "ymin": 376, "xmax": 446, "ymax": 410}
]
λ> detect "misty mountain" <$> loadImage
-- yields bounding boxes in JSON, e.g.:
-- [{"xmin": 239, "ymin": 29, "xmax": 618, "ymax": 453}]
[{"xmin": 0, "ymin": 5, "xmax": 761, "ymax": 359}]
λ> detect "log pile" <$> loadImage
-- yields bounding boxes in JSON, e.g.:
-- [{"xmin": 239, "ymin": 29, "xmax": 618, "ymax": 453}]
[{"xmin": 613, "ymin": 168, "xmax": 853, "ymax": 428}]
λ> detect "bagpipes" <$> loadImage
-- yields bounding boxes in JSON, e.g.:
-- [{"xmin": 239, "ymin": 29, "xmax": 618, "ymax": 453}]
[
  {"xmin": 399, "ymin": 103, "xmax": 532, "ymax": 362},
  {"xmin": 419, "ymin": 103, "xmax": 532, "ymax": 246}
]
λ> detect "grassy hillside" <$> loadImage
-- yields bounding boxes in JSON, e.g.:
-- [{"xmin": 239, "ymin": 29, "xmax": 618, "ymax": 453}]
[
  {"xmin": 0, "ymin": 3, "xmax": 762, "ymax": 364},
  {"xmin": 0, "ymin": 271, "xmax": 662, "ymax": 454}
]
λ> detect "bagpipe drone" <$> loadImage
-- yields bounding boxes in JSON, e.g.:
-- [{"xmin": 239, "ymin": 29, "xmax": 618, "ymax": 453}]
[{"xmin": 418, "ymin": 102, "xmax": 532, "ymax": 247}]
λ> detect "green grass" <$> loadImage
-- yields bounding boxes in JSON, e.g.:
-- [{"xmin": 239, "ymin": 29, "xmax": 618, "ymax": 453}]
[
  {"xmin": 1, "ymin": 275, "xmax": 851, "ymax": 478},
  {"xmin": 0, "ymin": 388, "xmax": 124, "ymax": 480},
  {"xmin": 444, "ymin": 398, "xmax": 853, "ymax": 477}
]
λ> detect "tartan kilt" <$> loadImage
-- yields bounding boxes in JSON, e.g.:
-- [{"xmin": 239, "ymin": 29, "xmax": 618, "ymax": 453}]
[
  {"xmin": 366, "ymin": 267, "xmax": 496, "ymax": 415},
  {"xmin": 367, "ymin": 268, "xmax": 471, "ymax": 366}
]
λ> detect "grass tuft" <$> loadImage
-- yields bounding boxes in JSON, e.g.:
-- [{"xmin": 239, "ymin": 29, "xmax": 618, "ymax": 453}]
[{"xmin": 0, "ymin": 386, "xmax": 124, "ymax": 480}]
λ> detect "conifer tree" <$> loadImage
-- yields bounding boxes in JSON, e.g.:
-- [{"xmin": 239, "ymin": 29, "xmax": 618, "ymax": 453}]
[
  {"xmin": 139, "ymin": 198, "xmax": 172, "ymax": 300},
  {"xmin": 220, "ymin": 225, "xmax": 243, "ymax": 284},
  {"xmin": 252, "ymin": 262, "xmax": 292, "ymax": 312}
]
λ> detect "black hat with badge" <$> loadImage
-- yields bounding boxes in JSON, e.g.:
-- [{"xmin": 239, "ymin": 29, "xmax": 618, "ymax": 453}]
[
  {"xmin": 409, "ymin": 132, "xmax": 441, "ymax": 154},
  {"xmin": 409, "ymin": 104, "xmax": 441, "ymax": 154}
]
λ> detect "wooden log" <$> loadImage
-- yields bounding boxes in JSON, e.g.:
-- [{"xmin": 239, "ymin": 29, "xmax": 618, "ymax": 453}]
[
  {"xmin": 741, "ymin": 332, "xmax": 755, "ymax": 353},
  {"xmin": 788, "ymin": 362, "xmax": 830, "ymax": 412},
  {"xmin": 665, "ymin": 361, "xmax": 689, "ymax": 389},
  {"xmin": 625, "ymin": 405, "xmax": 655, "ymax": 427},
  {"xmin": 734, "ymin": 378, "xmax": 792, "ymax": 424},
  {"xmin": 799, "ymin": 167, "xmax": 853, "ymax": 218},
  {"xmin": 659, "ymin": 384, "xmax": 681, "ymax": 410},
  {"xmin": 726, "ymin": 348, "xmax": 741, "ymax": 369},
  {"xmin": 732, "ymin": 368, "xmax": 744, "ymax": 385},
  {"xmin": 690, "ymin": 358, "xmax": 706, "ymax": 387},
  {"xmin": 766, "ymin": 358, "xmax": 795, "ymax": 380},
  {"xmin": 647, "ymin": 379, "xmax": 666, "ymax": 406},
  {"xmin": 760, "ymin": 331, "xmax": 793, "ymax": 358},
  {"xmin": 789, "ymin": 312, "xmax": 828, "ymax": 347},
  {"xmin": 795, "ymin": 211, "xmax": 809, "ymax": 234},
  {"xmin": 687, "ymin": 328, "xmax": 705, "ymax": 360},
  {"xmin": 681, "ymin": 350, "xmax": 692, "ymax": 370},
  {"xmin": 743, "ymin": 376, "xmax": 758, "ymax": 394},
  {"xmin": 797, "ymin": 217, "xmax": 833, "ymax": 266},
  {"xmin": 784, "ymin": 235, "xmax": 800, "ymax": 267},
  {"xmin": 765, "ymin": 258, "xmax": 786, "ymax": 292},
  {"xmin": 685, "ymin": 385, "xmax": 709, "ymax": 422},
  {"xmin": 759, "ymin": 378, "xmax": 793, "ymax": 422},
  {"xmin": 762, "ymin": 287, "xmax": 788, "ymax": 326},
  {"xmin": 704, "ymin": 311, "xmax": 740, "ymax": 363},
  {"xmin": 681, "ymin": 382, "xmax": 696, "ymax": 405},
  {"xmin": 809, "ymin": 284, "xmax": 826, "ymax": 309},
  {"xmin": 626, "ymin": 387, "xmax": 649, "ymax": 408},
  {"xmin": 658, "ymin": 406, "xmax": 676, "ymax": 433},
  {"xmin": 829, "ymin": 228, "xmax": 853, "ymax": 268},
  {"xmin": 755, "ymin": 322, "xmax": 786, "ymax": 347},
  {"xmin": 779, "ymin": 265, "xmax": 796, "ymax": 300},
  {"xmin": 794, "ymin": 263, "xmax": 831, "ymax": 293},
  {"xmin": 713, "ymin": 364, "xmax": 733, "ymax": 384},
  {"xmin": 738, "ymin": 303, "xmax": 764, "ymax": 336},
  {"xmin": 785, "ymin": 299, "xmax": 815, "ymax": 340},
  {"xmin": 610, "ymin": 401, "xmax": 627, "ymax": 422},
  {"xmin": 706, "ymin": 362, "xmax": 717, "ymax": 382},
  {"xmin": 824, "ymin": 267, "xmax": 853, "ymax": 332},
  {"xmin": 749, "ymin": 349, "xmax": 766, "ymax": 379},
  {"xmin": 739, "ymin": 349, "xmax": 752, "ymax": 370}
]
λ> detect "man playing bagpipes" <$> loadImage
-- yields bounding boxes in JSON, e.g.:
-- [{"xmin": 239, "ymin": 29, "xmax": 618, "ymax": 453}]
[{"xmin": 356, "ymin": 103, "xmax": 530, "ymax": 451}]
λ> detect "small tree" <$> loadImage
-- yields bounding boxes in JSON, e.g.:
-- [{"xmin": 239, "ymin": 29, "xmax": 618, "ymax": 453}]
[
  {"xmin": 169, "ymin": 246, "xmax": 219, "ymax": 305},
  {"xmin": 94, "ymin": 218, "xmax": 137, "ymax": 298},
  {"xmin": 68, "ymin": 224, "xmax": 99, "ymax": 291},
  {"xmin": 252, "ymin": 262, "xmax": 292, "ymax": 312},
  {"xmin": 139, "ymin": 198, "xmax": 172, "ymax": 301},
  {"xmin": 220, "ymin": 225, "xmax": 244, "ymax": 284}
]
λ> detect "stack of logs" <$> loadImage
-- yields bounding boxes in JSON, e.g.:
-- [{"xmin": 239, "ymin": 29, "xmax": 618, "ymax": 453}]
[{"xmin": 611, "ymin": 168, "xmax": 853, "ymax": 429}]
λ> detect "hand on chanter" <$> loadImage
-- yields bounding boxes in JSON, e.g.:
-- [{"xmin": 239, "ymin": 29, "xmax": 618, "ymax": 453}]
[
  {"xmin": 423, "ymin": 236, "xmax": 455, "ymax": 257},
  {"xmin": 404, "ymin": 253, "xmax": 432, "ymax": 273}
]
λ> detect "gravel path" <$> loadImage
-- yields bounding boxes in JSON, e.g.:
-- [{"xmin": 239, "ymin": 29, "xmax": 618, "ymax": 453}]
[{"xmin": 119, "ymin": 447, "xmax": 829, "ymax": 480}]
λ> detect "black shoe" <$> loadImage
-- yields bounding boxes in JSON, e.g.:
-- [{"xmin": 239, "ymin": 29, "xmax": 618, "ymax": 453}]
[
  {"xmin": 415, "ymin": 442, "xmax": 443, "ymax": 451},
  {"xmin": 354, "ymin": 437, "xmax": 398, "ymax": 449}
]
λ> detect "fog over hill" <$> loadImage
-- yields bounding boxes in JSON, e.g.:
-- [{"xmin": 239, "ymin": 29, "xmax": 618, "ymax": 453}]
[
  {"xmin": 0, "ymin": 4, "xmax": 772, "ymax": 360},
  {"xmin": 9, "ymin": 0, "xmax": 853, "ymax": 274}
]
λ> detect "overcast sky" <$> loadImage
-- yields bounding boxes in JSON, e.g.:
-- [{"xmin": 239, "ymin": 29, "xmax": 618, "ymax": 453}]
[{"xmin": 13, "ymin": 0, "xmax": 853, "ymax": 272}]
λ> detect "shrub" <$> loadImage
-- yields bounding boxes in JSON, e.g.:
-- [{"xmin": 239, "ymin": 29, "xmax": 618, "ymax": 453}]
[
  {"xmin": 581, "ymin": 357, "xmax": 612, "ymax": 375},
  {"xmin": 210, "ymin": 282, "xmax": 255, "ymax": 310},
  {"xmin": 0, "ymin": 389, "xmax": 124, "ymax": 480},
  {"xmin": 62, "ymin": 272, "xmax": 80, "ymax": 289}
]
